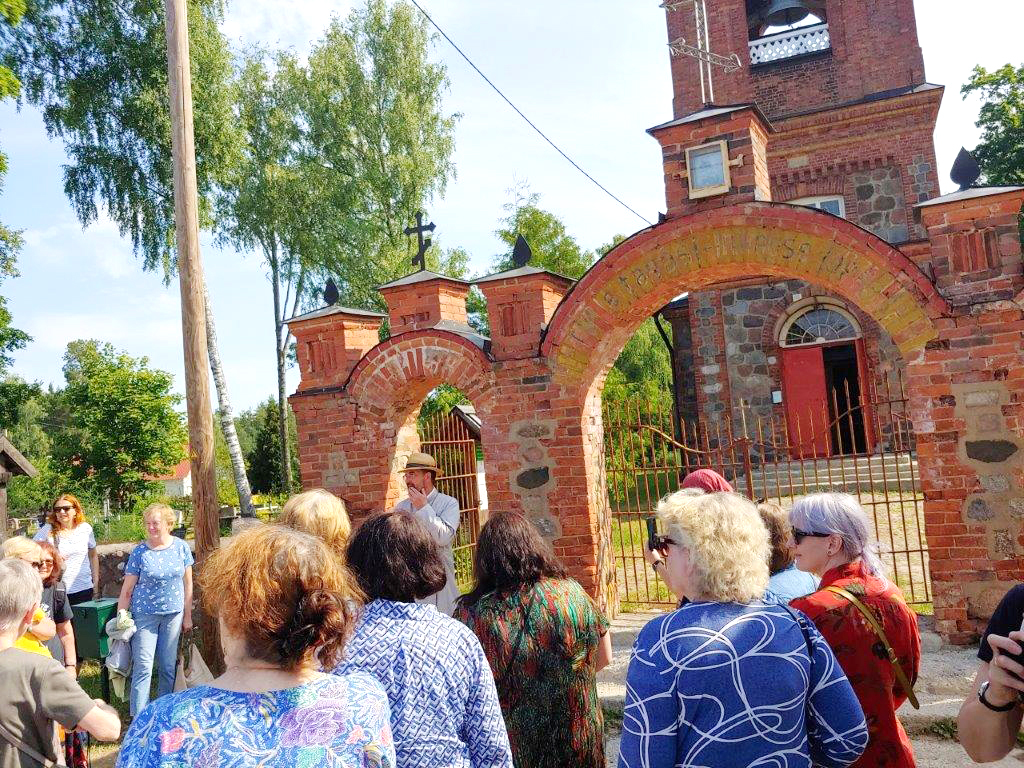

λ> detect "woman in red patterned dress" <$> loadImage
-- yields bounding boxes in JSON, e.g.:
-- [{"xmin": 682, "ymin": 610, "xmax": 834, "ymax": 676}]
[{"xmin": 789, "ymin": 492, "xmax": 921, "ymax": 768}]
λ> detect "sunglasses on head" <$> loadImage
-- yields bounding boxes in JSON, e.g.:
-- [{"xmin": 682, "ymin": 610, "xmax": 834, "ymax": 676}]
[{"xmin": 791, "ymin": 527, "xmax": 832, "ymax": 544}]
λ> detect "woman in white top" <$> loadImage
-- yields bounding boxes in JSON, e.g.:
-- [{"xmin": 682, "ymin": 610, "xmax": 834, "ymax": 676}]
[{"xmin": 34, "ymin": 494, "xmax": 99, "ymax": 605}]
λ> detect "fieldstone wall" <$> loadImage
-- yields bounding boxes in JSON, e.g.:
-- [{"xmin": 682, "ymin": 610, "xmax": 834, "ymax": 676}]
[{"xmin": 851, "ymin": 166, "xmax": 910, "ymax": 244}]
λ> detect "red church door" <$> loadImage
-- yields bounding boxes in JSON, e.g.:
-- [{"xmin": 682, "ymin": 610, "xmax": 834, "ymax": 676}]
[{"xmin": 780, "ymin": 345, "xmax": 830, "ymax": 459}]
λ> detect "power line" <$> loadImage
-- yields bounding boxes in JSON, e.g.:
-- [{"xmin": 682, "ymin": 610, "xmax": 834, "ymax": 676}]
[{"xmin": 408, "ymin": 0, "xmax": 654, "ymax": 227}]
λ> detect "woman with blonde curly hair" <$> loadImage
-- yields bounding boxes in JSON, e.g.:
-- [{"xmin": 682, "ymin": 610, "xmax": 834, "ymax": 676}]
[
  {"xmin": 34, "ymin": 493, "xmax": 98, "ymax": 605},
  {"xmin": 116, "ymin": 525, "xmax": 393, "ymax": 768},
  {"xmin": 621, "ymin": 491, "xmax": 868, "ymax": 768},
  {"xmin": 281, "ymin": 488, "xmax": 351, "ymax": 553}
]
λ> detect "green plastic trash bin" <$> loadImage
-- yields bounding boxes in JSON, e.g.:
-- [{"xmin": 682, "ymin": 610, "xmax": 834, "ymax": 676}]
[{"xmin": 70, "ymin": 598, "xmax": 118, "ymax": 660}]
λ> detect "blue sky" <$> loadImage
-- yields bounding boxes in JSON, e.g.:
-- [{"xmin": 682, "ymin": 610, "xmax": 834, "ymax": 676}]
[{"xmin": 1, "ymin": 0, "xmax": 1021, "ymax": 411}]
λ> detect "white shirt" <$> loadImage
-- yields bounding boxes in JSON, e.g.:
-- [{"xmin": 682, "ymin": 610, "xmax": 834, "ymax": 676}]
[
  {"xmin": 35, "ymin": 523, "xmax": 96, "ymax": 594},
  {"xmin": 390, "ymin": 488, "xmax": 461, "ymax": 615}
]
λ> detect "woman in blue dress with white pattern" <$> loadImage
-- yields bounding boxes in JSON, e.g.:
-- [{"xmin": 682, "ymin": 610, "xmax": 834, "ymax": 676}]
[
  {"xmin": 338, "ymin": 509, "xmax": 513, "ymax": 768},
  {"xmin": 117, "ymin": 524, "xmax": 393, "ymax": 768},
  {"xmin": 116, "ymin": 503, "xmax": 193, "ymax": 717},
  {"xmin": 621, "ymin": 491, "xmax": 868, "ymax": 768}
]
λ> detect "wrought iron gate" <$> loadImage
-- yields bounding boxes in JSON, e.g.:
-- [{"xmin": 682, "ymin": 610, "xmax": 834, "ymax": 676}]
[
  {"xmin": 604, "ymin": 372, "xmax": 929, "ymax": 610},
  {"xmin": 419, "ymin": 412, "xmax": 482, "ymax": 590}
]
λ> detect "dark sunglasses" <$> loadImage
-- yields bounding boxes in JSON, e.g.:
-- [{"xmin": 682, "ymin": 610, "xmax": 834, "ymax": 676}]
[
  {"xmin": 53, "ymin": 505, "xmax": 74, "ymax": 512},
  {"xmin": 24, "ymin": 560, "xmax": 44, "ymax": 569},
  {"xmin": 791, "ymin": 527, "xmax": 832, "ymax": 544},
  {"xmin": 649, "ymin": 534, "xmax": 678, "ymax": 553}
]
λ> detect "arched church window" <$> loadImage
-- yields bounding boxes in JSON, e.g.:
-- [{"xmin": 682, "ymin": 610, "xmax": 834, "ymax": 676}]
[{"xmin": 780, "ymin": 305, "xmax": 860, "ymax": 347}]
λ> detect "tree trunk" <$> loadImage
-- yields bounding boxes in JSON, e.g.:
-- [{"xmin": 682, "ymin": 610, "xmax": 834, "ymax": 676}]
[
  {"xmin": 204, "ymin": 287, "xmax": 255, "ymax": 517},
  {"xmin": 270, "ymin": 249, "xmax": 293, "ymax": 494}
]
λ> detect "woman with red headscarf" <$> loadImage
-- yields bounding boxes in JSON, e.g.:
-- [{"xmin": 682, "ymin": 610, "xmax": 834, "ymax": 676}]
[{"xmin": 681, "ymin": 469, "xmax": 734, "ymax": 494}]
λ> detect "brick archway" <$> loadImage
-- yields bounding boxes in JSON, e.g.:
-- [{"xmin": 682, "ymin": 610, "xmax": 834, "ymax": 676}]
[
  {"xmin": 543, "ymin": 203, "xmax": 949, "ymax": 396},
  {"xmin": 345, "ymin": 330, "xmax": 497, "ymax": 513},
  {"xmin": 537, "ymin": 202, "xmax": 954, "ymax": 618}
]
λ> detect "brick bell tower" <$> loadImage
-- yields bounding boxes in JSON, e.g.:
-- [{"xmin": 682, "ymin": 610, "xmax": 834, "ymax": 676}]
[{"xmin": 660, "ymin": 0, "xmax": 942, "ymax": 242}]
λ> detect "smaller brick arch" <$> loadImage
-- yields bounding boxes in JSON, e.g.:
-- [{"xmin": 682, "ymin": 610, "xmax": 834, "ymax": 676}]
[{"xmin": 345, "ymin": 330, "xmax": 497, "ymax": 513}]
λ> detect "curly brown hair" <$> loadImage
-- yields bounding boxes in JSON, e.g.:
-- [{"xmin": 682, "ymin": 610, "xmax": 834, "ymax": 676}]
[{"xmin": 199, "ymin": 524, "xmax": 360, "ymax": 671}]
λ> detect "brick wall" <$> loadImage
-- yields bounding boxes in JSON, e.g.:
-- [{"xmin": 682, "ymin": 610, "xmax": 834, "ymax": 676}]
[
  {"xmin": 291, "ymin": 195, "xmax": 1023, "ymax": 645},
  {"xmin": 666, "ymin": 0, "xmax": 925, "ymax": 122}
]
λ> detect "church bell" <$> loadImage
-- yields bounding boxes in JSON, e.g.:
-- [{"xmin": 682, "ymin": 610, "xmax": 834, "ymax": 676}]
[{"xmin": 763, "ymin": 0, "xmax": 812, "ymax": 27}]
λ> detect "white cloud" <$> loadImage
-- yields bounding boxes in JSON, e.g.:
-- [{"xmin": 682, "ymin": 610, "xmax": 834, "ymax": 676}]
[{"xmin": 22, "ymin": 214, "xmax": 138, "ymax": 279}]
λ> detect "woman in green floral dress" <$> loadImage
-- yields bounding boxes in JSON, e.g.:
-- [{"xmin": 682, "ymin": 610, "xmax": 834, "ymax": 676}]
[{"xmin": 454, "ymin": 512, "xmax": 612, "ymax": 768}]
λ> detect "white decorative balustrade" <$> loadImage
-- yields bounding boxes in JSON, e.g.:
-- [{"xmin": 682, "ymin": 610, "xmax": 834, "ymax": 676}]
[{"xmin": 748, "ymin": 23, "xmax": 830, "ymax": 65}]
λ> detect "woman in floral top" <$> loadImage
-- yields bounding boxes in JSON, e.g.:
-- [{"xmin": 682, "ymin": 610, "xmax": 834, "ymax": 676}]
[
  {"xmin": 117, "ymin": 525, "xmax": 393, "ymax": 768},
  {"xmin": 454, "ymin": 511, "xmax": 612, "ymax": 768},
  {"xmin": 789, "ymin": 493, "xmax": 921, "ymax": 768}
]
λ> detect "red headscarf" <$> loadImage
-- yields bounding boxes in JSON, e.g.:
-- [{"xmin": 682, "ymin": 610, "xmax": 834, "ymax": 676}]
[{"xmin": 681, "ymin": 468, "xmax": 734, "ymax": 493}]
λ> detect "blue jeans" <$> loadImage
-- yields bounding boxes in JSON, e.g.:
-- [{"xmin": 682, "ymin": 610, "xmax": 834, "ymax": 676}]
[{"xmin": 129, "ymin": 611, "xmax": 183, "ymax": 717}]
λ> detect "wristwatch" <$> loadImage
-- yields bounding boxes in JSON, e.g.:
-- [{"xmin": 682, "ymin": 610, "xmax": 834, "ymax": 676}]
[
  {"xmin": 979, "ymin": 681, "xmax": 1018, "ymax": 712},
  {"xmin": 651, "ymin": 559, "xmax": 664, "ymax": 573}
]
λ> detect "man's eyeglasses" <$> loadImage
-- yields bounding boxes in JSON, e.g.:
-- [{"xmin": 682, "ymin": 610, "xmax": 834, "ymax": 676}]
[{"xmin": 791, "ymin": 527, "xmax": 832, "ymax": 544}]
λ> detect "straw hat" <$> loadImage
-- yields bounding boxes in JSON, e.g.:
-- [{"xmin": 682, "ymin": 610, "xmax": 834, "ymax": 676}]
[{"xmin": 400, "ymin": 452, "xmax": 442, "ymax": 477}]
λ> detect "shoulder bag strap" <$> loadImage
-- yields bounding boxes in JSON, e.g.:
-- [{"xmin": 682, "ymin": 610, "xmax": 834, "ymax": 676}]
[
  {"xmin": 0, "ymin": 719, "xmax": 58, "ymax": 768},
  {"xmin": 825, "ymin": 585, "xmax": 920, "ymax": 709}
]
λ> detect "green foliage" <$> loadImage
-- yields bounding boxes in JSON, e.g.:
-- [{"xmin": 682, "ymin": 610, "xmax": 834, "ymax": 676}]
[
  {"xmin": 418, "ymin": 384, "xmax": 470, "ymax": 424},
  {"xmin": 242, "ymin": 398, "xmax": 299, "ymax": 495},
  {"xmin": 212, "ymin": 414, "xmax": 239, "ymax": 507},
  {"xmin": 492, "ymin": 184, "xmax": 596, "ymax": 279},
  {"xmin": 55, "ymin": 340, "xmax": 188, "ymax": 510},
  {"xmin": 603, "ymin": 319, "xmax": 674, "ymax": 410},
  {"xmin": 962, "ymin": 63, "xmax": 1024, "ymax": 186},
  {"xmin": 292, "ymin": 0, "xmax": 460, "ymax": 310},
  {"xmin": 1, "ymin": 0, "xmax": 239, "ymax": 276}
]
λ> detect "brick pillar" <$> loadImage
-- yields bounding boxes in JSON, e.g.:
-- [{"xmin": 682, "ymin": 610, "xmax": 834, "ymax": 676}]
[
  {"xmin": 917, "ymin": 187, "xmax": 1024, "ymax": 307},
  {"xmin": 288, "ymin": 306, "xmax": 385, "ymax": 392},
  {"xmin": 649, "ymin": 103, "xmax": 772, "ymax": 219},
  {"xmin": 378, "ymin": 270, "xmax": 472, "ymax": 335},
  {"xmin": 912, "ymin": 186, "xmax": 1024, "ymax": 641},
  {"xmin": 476, "ymin": 267, "xmax": 575, "ymax": 360}
]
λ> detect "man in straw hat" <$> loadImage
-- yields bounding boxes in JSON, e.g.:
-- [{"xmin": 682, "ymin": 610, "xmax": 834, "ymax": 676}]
[{"xmin": 390, "ymin": 451, "xmax": 461, "ymax": 614}]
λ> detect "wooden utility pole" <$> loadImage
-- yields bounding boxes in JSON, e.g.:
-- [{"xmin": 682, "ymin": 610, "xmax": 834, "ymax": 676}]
[{"xmin": 164, "ymin": 0, "xmax": 219, "ymax": 661}]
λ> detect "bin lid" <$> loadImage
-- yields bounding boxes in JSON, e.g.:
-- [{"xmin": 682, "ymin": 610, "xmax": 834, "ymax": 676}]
[{"xmin": 73, "ymin": 598, "xmax": 119, "ymax": 609}]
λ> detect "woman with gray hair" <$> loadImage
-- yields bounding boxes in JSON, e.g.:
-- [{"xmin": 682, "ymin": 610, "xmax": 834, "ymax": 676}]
[
  {"xmin": 620, "ymin": 490, "xmax": 867, "ymax": 767},
  {"xmin": 0, "ymin": 559, "xmax": 120, "ymax": 764},
  {"xmin": 789, "ymin": 492, "xmax": 921, "ymax": 768}
]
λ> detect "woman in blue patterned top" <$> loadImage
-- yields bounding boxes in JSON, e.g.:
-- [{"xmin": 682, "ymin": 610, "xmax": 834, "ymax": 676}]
[
  {"xmin": 621, "ymin": 491, "xmax": 868, "ymax": 768},
  {"xmin": 116, "ymin": 503, "xmax": 193, "ymax": 717},
  {"xmin": 338, "ymin": 510, "xmax": 513, "ymax": 768},
  {"xmin": 117, "ymin": 524, "xmax": 394, "ymax": 768}
]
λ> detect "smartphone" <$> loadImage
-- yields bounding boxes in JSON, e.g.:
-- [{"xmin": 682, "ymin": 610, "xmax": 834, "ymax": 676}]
[{"xmin": 645, "ymin": 518, "xmax": 658, "ymax": 551}]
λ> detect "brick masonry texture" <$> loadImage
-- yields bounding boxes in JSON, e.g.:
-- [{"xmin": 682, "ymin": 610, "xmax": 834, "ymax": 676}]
[{"xmin": 288, "ymin": 0, "xmax": 1024, "ymax": 642}]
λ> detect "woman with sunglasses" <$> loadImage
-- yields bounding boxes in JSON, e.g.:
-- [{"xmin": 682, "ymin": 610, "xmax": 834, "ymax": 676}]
[
  {"xmin": 623, "ymin": 491, "xmax": 867, "ymax": 768},
  {"xmin": 34, "ymin": 493, "xmax": 99, "ymax": 605},
  {"xmin": 37, "ymin": 540, "xmax": 77, "ymax": 672},
  {"xmin": 2, "ymin": 536, "xmax": 58, "ymax": 658},
  {"xmin": 789, "ymin": 492, "xmax": 921, "ymax": 768}
]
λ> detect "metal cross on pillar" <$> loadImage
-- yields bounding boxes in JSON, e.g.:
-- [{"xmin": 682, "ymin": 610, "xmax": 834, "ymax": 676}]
[
  {"xmin": 662, "ymin": 0, "xmax": 742, "ymax": 106},
  {"xmin": 404, "ymin": 211, "xmax": 436, "ymax": 272}
]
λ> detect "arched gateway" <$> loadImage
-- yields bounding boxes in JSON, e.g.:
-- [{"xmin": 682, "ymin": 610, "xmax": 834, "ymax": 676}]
[{"xmin": 289, "ymin": 0, "xmax": 1024, "ymax": 644}]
